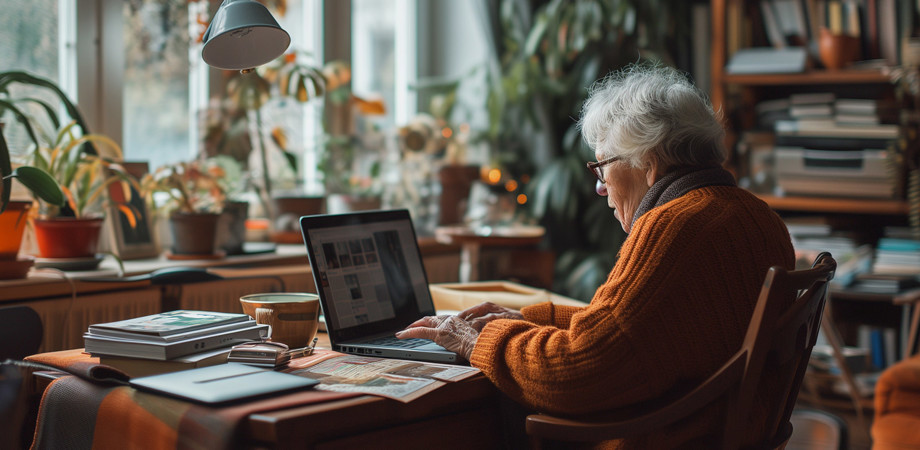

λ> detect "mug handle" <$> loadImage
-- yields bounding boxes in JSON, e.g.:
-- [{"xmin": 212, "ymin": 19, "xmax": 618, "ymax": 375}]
[{"xmin": 255, "ymin": 307, "xmax": 274, "ymax": 339}]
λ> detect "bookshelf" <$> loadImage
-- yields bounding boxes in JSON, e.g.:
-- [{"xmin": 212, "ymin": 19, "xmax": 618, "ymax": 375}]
[
  {"xmin": 710, "ymin": 0, "xmax": 911, "ymax": 224},
  {"xmin": 710, "ymin": 0, "xmax": 918, "ymax": 424}
]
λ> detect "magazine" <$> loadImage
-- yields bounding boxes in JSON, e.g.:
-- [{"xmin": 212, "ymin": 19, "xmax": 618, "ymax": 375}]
[{"xmin": 88, "ymin": 310, "xmax": 251, "ymax": 337}]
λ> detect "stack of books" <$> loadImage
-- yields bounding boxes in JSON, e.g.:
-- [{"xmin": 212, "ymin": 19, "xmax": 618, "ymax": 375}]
[
  {"xmin": 785, "ymin": 218, "xmax": 872, "ymax": 288},
  {"xmin": 871, "ymin": 230, "xmax": 920, "ymax": 276},
  {"xmin": 85, "ymin": 310, "xmax": 268, "ymax": 377}
]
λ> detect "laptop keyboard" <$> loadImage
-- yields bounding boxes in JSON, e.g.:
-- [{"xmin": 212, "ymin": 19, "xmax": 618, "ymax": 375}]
[{"xmin": 367, "ymin": 336, "xmax": 433, "ymax": 348}]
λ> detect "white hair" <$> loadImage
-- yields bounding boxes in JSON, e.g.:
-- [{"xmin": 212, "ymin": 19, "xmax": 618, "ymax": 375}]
[{"xmin": 579, "ymin": 63, "xmax": 726, "ymax": 170}]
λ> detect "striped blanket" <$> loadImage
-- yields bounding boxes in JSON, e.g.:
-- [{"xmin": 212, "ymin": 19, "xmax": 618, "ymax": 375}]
[{"xmin": 25, "ymin": 349, "xmax": 357, "ymax": 449}]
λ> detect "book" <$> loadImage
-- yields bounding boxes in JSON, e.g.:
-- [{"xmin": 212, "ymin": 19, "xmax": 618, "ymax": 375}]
[
  {"xmin": 850, "ymin": 273, "xmax": 920, "ymax": 293},
  {"xmin": 99, "ymin": 347, "xmax": 232, "ymax": 378},
  {"xmin": 88, "ymin": 310, "xmax": 252, "ymax": 338},
  {"xmin": 129, "ymin": 363, "xmax": 319, "ymax": 405},
  {"xmin": 84, "ymin": 323, "xmax": 269, "ymax": 360},
  {"xmin": 725, "ymin": 47, "xmax": 808, "ymax": 74},
  {"xmin": 88, "ymin": 319, "xmax": 258, "ymax": 343}
]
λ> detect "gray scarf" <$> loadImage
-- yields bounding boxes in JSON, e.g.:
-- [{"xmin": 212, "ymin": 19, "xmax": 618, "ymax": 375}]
[{"xmin": 631, "ymin": 166, "xmax": 737, "ymax": 229}]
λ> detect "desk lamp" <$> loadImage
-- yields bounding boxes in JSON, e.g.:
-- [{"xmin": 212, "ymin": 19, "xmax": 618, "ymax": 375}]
[{"xmin": 201, "ymin": 0, "xmax": 291, "ymax": 73}]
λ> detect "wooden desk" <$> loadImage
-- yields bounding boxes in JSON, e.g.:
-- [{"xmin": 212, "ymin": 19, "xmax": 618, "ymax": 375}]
[
  {"xmin": 244, "ymin": 371, "xmax": 503, "ymax": 448},
  {"xmin": 26, "ymin": 339, "xmax": 506, "ymax": 449}
]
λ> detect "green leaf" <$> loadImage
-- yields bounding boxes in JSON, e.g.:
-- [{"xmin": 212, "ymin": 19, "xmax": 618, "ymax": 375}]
[
  {"xmin": 0, "ymin": 98, "xmax": 42, "ymax": 151},
  {"xmin": 6, "ymin": 166, "xmax": 64, "ymax": 206},
  {"xmin": 0, "ymin": 130, "xmax": 11, "ymax": 213},
  {"xmin": 281, "ymin": 150, "xmax": 298, "ymax": 175},
  {"xmin": 0, "ymin": 70, "xmax": 95, "ymax": 155},
  {"xmin": 523, "ymin": 14, "xmax": 548, "ymax": 57}
]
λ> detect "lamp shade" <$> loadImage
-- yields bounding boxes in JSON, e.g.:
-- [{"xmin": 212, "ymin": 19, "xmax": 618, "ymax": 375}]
[{"xmin": 201, "ymin": 0, "xmax": 291, "ymax": 71}]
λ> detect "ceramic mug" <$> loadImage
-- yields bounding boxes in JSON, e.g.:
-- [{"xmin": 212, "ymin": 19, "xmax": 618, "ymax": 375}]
[{"xmin": 239, "ymin": 293, "xmax": 321, "ymax": 348}]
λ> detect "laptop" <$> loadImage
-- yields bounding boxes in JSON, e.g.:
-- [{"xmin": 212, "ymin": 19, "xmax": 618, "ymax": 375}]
[{"xmin": 299, "ymin": 209, "xmax": 461, "ymax": 364}]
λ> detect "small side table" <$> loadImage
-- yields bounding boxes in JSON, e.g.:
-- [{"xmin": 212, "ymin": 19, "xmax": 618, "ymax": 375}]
[{"xmin": 434, "ymin": 225, "xmax": 545, "ymax": 283}]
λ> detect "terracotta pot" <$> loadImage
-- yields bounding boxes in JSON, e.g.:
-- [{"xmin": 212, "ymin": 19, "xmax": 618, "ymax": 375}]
[
  {"xmin": 169, "ymin": 212, "xmax": 221, "ymax": 255},
  {"xmin": 438, "ymin": 164, "xmax": 481, "ymax": 225},
  {"xmin": 33, "ymin": 216, "xmax": 104, "ymax": 258},
  {"xmin": 818, "ymin": 28, "xmax": 861, "ymax": 70},
  {"xmin": 0, "ymin": 201, "xmax": 32, "ymax": 260}
]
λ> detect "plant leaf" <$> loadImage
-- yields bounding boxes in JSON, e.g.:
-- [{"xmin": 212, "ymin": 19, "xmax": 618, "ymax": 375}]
[{"xmin": 7, "ymin": 166, "xmax": 64, "ymax": 206}]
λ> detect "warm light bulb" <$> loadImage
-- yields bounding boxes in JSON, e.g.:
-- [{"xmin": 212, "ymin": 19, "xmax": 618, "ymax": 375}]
[
  {"xmin": 487, "ymin": 169, "xmax": 502, "ymax": 184},
  {"xmin": 516, "ymin": 194, "xmax": 527, "ymax": 205}
]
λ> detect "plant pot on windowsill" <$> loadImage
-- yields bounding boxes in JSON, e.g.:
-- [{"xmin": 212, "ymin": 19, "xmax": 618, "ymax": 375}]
[
  {"xmin": 168, "ymin": 211, "xmax": 223, "ymax": 258},
  {"xmin": 0, "ymin": 201, "xmax": 34, "ymax": 279},
  {"xmin": 33, "ymin": 215, "xmax": 105, "ymax": 259},
  {"xmin": 269, "ymin": 195, "xmax": 325, "ymax": 244},
  {"xmin": 217, "ymin": 200, "xmax": 249, "ymax": 255}
]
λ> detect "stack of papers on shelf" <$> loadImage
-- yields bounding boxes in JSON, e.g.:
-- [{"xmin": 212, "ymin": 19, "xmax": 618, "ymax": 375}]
[{"xmin": 84, "ymin": 310, "xmax": 268, "ymax": 361}]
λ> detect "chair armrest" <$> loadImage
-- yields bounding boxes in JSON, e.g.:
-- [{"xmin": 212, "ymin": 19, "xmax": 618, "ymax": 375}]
[
  {"xmin": 525, "ymin": 352, "xmax": 746, "ymax": 442},
  {"xmin": 875, "ymin": 355, "xmax": 920, "ymax": 417}
]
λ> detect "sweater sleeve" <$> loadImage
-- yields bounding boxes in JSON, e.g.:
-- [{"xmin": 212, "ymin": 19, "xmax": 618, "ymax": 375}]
[{"xmin": 520, "ymin": 302, "xmax": 584, "ymax": 328}]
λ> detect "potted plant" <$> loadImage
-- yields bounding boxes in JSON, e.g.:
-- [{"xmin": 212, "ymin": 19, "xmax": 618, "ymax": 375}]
[
  {"xmin": 141, "ymin": 158, "xmax": 226, "ymax": 257},
  {"xmin": 457, "ymin": 0, "xmax": 690, "ymax": 298},
  {"xmin": 319, "ymin": 72, "xmax": 388, "ymax": 215},
  {"xmin": 27, "ymin": 121, "xmax": 138, "ymax": 259},
  {"xmin": 1, "ymin": 69, "xmax": 135, "ymax": 263}
]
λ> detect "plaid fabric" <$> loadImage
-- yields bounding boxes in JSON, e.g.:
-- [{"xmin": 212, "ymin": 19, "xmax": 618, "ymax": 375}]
[{"xmin": 26, "ymin": 349, "xmax": 358, "ymax": 449}]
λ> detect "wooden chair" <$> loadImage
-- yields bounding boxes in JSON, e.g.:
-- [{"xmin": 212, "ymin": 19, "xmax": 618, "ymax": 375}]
[
  {"xmin": 0, "ymin": 305, "xmax": 43, "ymax": 360},
  {"xmin": 525, "ymin": 252, "xmax": 837, "ymax": 449}
]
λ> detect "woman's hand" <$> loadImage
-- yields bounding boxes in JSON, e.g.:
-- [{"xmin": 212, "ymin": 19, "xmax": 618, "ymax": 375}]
[
  {"xmin": 458, "ymin": 302, "xmax": 524, "ymax": 331},
  {"xmin": 395, "ymin": 315, "xmax": 479, "ymax": 360}
]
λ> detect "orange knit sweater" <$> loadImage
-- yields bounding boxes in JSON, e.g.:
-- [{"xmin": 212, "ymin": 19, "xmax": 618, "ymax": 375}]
[{"xmin": 469, "ymin": 186, "xmax": 795, "ymax": 448}]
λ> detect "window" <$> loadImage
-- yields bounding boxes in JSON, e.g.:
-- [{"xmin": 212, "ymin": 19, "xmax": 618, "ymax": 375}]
[
  {"xmin": 2, "ymin": 0, "xmax": 418, "ymax": 194},
  {"xmin": 0, "ymin": 0, "xmax": 71, "ymax": 157},
  {"xmin": 122, "ymin": 0, "xmax": 203, "ymax": 170},
  {"xmin": 350, "ymin": 0, "xmax": 416, "ymax": 128}
]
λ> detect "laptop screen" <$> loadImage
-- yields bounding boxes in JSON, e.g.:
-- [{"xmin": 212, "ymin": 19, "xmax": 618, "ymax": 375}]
[{"xmin": 299, "ymin": 209, "xmax": 437, "ymax": 343}]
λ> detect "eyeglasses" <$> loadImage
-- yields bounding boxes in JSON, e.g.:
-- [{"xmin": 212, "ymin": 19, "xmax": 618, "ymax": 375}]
[{"xmin": 586, "ymin": 155, "xmax": 622, "ymax": 184}]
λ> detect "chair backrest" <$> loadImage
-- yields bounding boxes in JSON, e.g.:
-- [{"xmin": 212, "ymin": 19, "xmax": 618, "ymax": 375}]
[
  {"xmin": 525, "ymin": 252, "xmax": 837, "ymax": 449},
  {"xmin": 0, "ymin": 305, "xmax": 43, "ymax": 360},
  {"xmin": 723, "ymin": 251, "xmax": 837, "ymax": 448}
]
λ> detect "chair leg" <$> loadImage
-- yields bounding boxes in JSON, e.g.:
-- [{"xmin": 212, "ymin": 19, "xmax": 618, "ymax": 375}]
[{"xmin": 819, "ymin": 306, "xmax": 868, "ymax": 432}]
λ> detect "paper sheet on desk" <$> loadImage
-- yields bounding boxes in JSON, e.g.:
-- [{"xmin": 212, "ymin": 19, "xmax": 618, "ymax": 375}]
[
  {"xmin": 429, "ymin": 281, "xmax": 587, "ymax": 311},
  {"xmin": 283, "ymin": 349, "xmax": 480, "ymax": 402}
]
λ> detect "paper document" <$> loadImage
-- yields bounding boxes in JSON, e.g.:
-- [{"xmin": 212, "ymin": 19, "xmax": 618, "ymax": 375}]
[{"xmin": 283, "ymin": 349, "xmax": 480, "ymax": 402}]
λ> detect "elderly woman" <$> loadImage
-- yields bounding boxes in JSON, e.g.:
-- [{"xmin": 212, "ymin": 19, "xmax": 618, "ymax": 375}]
[{"xmin": 397, "ymin": 63, "xmax": 795, "ymax": 448}]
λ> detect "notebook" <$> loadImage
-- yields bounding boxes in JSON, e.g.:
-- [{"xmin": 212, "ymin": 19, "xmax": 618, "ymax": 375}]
[
  {"xmin": 129, "ymin": 363, "xmax": 320, "ymax": 405},
  {"xmin": 299, "ymin": 209, "xmax": 461, "ymax": 364}
]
